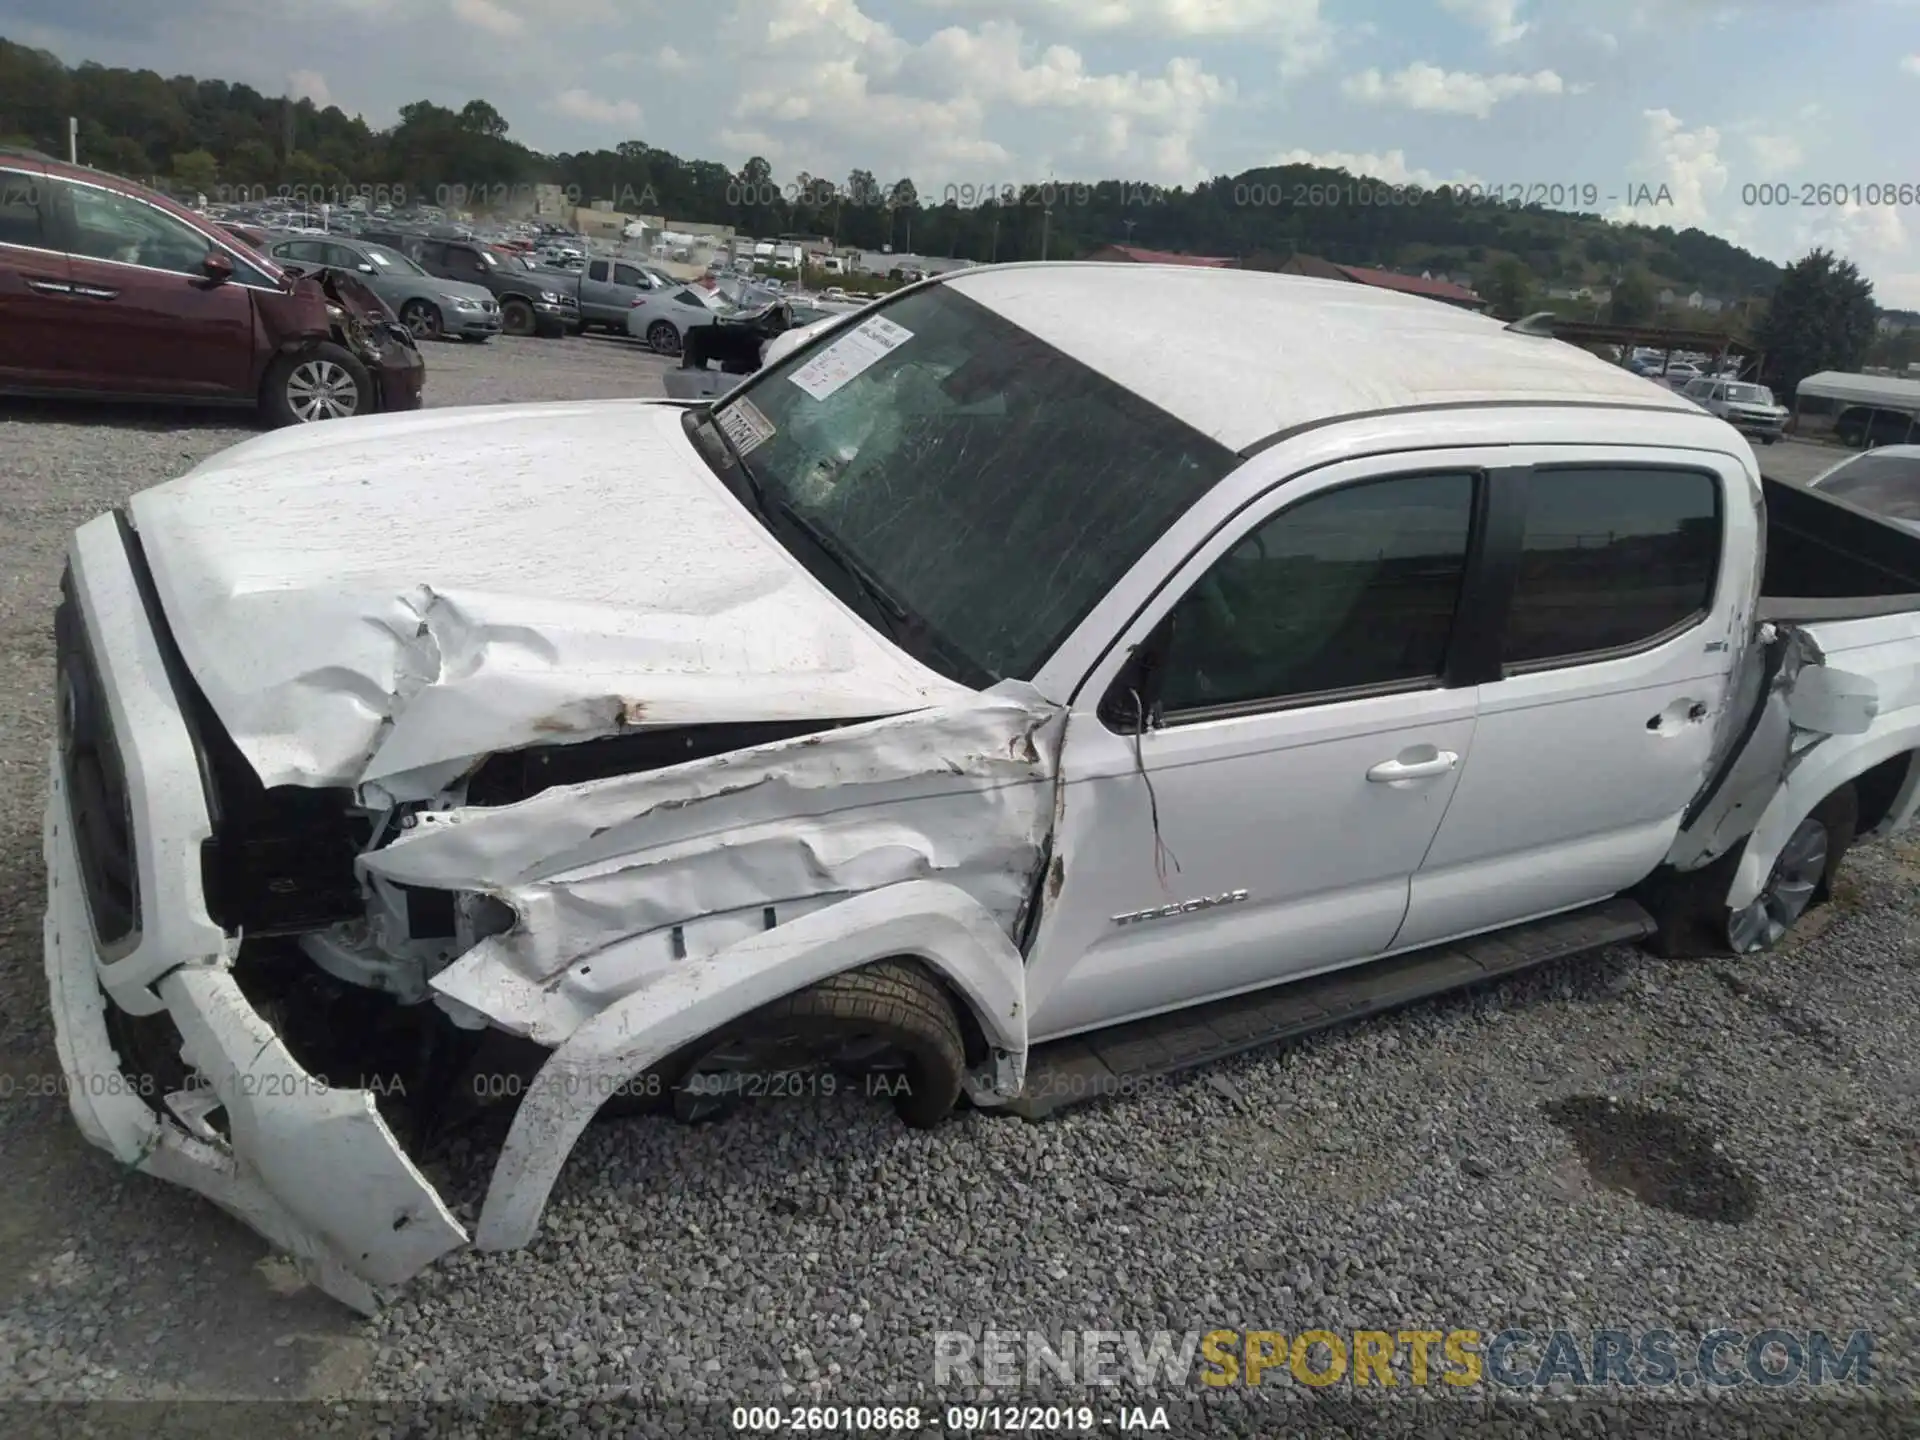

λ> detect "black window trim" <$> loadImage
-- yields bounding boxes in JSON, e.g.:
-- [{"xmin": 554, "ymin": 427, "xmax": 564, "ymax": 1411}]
[
  {"xmin": 1102, "ymin": 466, "xmax": 1494, "ymax": 732},
  {"xmin": 1494, "ymin": 459, "xmax": 1725, "ymax": 678}
]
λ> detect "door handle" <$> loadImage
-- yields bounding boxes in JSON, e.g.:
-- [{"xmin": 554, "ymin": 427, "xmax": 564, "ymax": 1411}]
[
  {"xmin": 71, "ymin": 285, "xmax": 118, "ymax": 300},
  {"xmin": 25, "ymin": 278, "xmax": 73, "ymax": 295},
  {"xmin": 1367, "ymin": 750, "xmax": 1459, "ymax": 782}
]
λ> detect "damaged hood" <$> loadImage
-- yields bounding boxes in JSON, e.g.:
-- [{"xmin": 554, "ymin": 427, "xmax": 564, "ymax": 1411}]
[{"xmin": 128, "ymin": 399, "xmax": 976, "ymax": 794}]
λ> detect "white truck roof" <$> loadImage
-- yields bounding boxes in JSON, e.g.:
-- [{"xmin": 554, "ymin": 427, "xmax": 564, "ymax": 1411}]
[{"xmin": 942, "ymin": 263, "xmax": 1702, "ymax": 451}]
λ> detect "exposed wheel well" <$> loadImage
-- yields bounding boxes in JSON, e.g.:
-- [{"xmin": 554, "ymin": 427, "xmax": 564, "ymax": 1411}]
[
  {"xmin": 1851, "ymin": 750, "xmax": 1915, "ymax": 837},
  {"xmin": 917, "ymin": 958, "xmax": 991, "ymax": 1069}
]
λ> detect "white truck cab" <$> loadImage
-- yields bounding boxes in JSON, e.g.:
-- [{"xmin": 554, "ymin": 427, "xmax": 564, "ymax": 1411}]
[{"xmin": 45, "ymin": 264, "xmax": 1920, "ymax": 1311}]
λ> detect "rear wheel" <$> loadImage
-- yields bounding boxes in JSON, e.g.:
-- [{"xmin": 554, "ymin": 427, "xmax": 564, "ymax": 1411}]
[
  {"xmin": 260, "ymin": 343, "xmax": 372, "ymax": 427},
  {"xmin": 663, "ymin": 960, "xmax": 966, "ymax": 1129},
  {"xmin": 1641, "ymin": 784, "xmax": 1857, "ymax": 957},
  {"xmin": 501, "ymin": 297, "xmax": 537, "ymax": 337},
  {"xmin": 1727, "ymin": 786, "xmax": 1857, "ymax": 953}
]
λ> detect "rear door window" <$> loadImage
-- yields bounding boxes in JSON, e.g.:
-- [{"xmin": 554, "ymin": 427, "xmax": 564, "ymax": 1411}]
[
  {"xmin": 1502, "ymin": 466, "xmax": 1721, "ymax": 668},
  {"xmin": 587, "ymin": 260, "xmax": 609, "ymax": 281},
  {"xmin": 0, "ymin": 167, "xmax": 46, "ymax": 248}
]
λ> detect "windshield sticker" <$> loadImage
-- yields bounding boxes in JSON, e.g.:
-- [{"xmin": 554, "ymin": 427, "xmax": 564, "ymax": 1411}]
[
  {"xmin": 787, "ymin": 315, "xmax": 915, "ymax": 400},
  {"xmin": 716, "ymin": 397, "xmax": 776, "ymax": 456}
]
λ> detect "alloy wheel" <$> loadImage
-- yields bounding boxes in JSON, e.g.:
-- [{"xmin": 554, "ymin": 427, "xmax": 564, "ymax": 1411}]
[
  {"xmin": 285, "ymin": 360, "xmax": 361, "ymax": 421},
  {"xmin": 1727, "ymin": 817, "xmax": 1829, "ymax": 953}
]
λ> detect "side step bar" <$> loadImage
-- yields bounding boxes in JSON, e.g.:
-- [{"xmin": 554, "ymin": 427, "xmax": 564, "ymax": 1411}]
[{"xmin": 1007, "ymin": 897, "xmax": 1655, "ymax": 1120}]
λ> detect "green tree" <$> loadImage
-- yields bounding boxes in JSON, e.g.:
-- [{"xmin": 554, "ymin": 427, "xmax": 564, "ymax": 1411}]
[
  {"xmin": 1757, "ymin": 248, "xmax": 1878, "ymax": 397},
  {"xmin": 1609, "ymin": 267, "xmax": 1658, "ymax": 326},
  {"xmin": 1483, "ymin": 256, "xmax": 1534, "ymax": 319},
  {"xmin": 227, "ymin": 138, "xmax": 278, "ymax": 185},
  {"xmin": 173, "ymin": 147, "xmax": 219, "ymax": 194},
  {"xmin": 457, "ymin": 99, "xmax": 509, "ymax": 138}
]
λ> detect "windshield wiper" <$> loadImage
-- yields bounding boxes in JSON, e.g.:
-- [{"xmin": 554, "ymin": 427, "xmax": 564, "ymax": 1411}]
[
  {"xmin": 763, "ymin": 493, "xmax": 911, "ymax": 630},
  {"xmin": 683, "ymin": 409, "xmax": 909, "ymax": 639}
]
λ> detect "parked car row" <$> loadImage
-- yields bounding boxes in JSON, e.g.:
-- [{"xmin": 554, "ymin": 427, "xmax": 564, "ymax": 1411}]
[{"xmin": 0, "ymin": 146, "xmax": 424, "ymax": 426}]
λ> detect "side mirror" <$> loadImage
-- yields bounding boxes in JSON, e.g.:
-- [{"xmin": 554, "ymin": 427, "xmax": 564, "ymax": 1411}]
[
  {"xmin": 201, "ymin": 250, "xmax": 234, "ymax": 284},
  {"xmin": 357, "ymin": 263, "xmax": 375, "ymax": 274}
]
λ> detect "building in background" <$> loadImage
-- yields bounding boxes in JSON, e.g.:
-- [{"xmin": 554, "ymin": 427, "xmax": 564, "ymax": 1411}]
[{"xmin": 1081, "ymin": 244, "xmax": 1235, "ymax": 267}]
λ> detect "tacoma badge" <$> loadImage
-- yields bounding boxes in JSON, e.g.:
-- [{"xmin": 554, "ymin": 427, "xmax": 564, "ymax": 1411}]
[{"xmin": 1112, "ymin": 889, "xmax": 1250, "ymax": 927}]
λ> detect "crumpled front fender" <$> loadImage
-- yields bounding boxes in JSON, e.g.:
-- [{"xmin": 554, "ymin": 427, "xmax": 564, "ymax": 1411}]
[{"xmin": 474, "ymin": 878, "xmax": 1026, "ymax": 1253}]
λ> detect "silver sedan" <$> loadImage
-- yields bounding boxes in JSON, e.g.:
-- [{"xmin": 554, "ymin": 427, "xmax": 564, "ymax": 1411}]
[{"xmin": 625, "ymin": 284, "xmax": 732, "ymax": 355}]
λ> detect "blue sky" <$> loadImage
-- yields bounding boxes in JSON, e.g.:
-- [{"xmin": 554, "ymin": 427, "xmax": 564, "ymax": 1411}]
[{"xmin": 7, "ymin": 0, "xmax": 1920, "ymax": 302}]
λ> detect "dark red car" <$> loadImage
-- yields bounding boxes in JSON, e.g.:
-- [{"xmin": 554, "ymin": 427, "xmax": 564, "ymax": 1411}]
[{"xmin": 0, "ymin": 148, "xmax": 424, "ymax": 426}]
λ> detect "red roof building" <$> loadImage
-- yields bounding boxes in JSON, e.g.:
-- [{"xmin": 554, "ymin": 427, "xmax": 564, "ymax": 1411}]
[
  {"xmin": 1274, "ymin": 253, "xmax": 1486, "ymax": 310},
  {"xmin": 1081, "ymin": 244, "xmax": 1236, "ymax": 268}
]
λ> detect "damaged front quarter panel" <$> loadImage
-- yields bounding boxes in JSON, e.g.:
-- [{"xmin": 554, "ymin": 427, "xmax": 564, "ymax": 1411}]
[
  {"xmin": 357, "ymin": 684, "xmax": 1063, "ymax": 1255},
  {"xmin": 363, "ymin": 685, "xmax": 1064, "ymax": 1047}
]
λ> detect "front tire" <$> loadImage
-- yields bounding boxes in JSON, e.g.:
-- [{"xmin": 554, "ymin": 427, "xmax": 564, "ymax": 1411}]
[
  {"xmin": 399, "ymin": 300, "xmax": 443, "ymax": 341},
  {"xmin": 260, "ymin": 343, "xmax": 372, "ymax": 427},
  {"xmin": 501, "ymin": 297, "xmax": 537, "ymax": 337},
  {"xmin": 646, "ymin": 320, "xmax": 681, "ymax": 356},
  {"xmin": 665, "ymin": 960, "xmax": 967, "ymax": 1129}
]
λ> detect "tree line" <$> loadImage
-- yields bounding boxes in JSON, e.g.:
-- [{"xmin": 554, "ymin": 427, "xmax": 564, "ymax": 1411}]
[
  {"xmin": 0, "ymin": 37, "xmax": 1886, "ymax": 389},
  {"xmin": 3, "ymin": 37, "xmax": 1790, "ymax": 295}
]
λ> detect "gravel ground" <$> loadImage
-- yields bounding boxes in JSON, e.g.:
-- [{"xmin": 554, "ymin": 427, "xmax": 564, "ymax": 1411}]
[{"xmin": 2, "ymin": 341, "xmax": 1916, "ymax": 1436}]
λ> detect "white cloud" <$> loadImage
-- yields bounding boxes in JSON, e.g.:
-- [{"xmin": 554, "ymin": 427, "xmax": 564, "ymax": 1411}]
[
  {"xmin": 1902, "ymin": 54, "xmax": 1920, "ymax": 75},
  {"xmin": 719, "ymin": 3, "xmax": 1234, "ymax": 184},
  {"xmin": 915, "ymin": 0, "xmax": 1334, "ymax": 75},
  {"xmin": 1744, "ymin": 130, "xmax": 1802, "ymax": 176},
  {"xmin": 549, "ymin": 87, "xmax": 642, "ymax": 126},
  {"xmin": 1341, "ymin": 62, "xmax": 1566, "ymax": 118},
  {"xmin": 1270, "ymin": 146, "xmax": 1478, "ymax": 188},
  {"xmin": 1439, "ymin": 0, "xmax": 1529, "ymax": 44},
  {"xmin": 286, "ymin": 68, "xmax": 331, "ymax": 106},
  {"xmin": 1609, "ymin": 108, "xmax": 1727, "ymax": 228},
  {"xmin": 448, "ymin": 0, "xmax": 524, "ymax": 37},
  {"xmin": 656, "ymin": 44, "xmax": 690, "ymax": 71}
]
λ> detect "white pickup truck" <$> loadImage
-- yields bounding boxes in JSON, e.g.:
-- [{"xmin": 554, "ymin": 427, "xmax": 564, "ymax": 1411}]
[{"xmin": 45, "ymin": 263, "xmax": 1920, "ymax": 1311}]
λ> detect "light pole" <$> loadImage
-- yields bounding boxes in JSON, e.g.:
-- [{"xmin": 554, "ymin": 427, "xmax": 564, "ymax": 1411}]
[{"xmin": 1041, "ymin": 204, "xmax": 1051, "ymax": 261}]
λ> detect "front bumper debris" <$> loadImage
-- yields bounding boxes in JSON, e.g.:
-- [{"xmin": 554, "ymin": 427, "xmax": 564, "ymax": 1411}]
[{"xmin": 44, "ymin": 757, "xmax": 465, "ymax": 1313}]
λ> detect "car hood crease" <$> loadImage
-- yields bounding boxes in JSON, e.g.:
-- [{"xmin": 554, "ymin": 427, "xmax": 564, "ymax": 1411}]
[{"xmin": 127, "ymin": 399, "xmax": 975, "ymax": 795}]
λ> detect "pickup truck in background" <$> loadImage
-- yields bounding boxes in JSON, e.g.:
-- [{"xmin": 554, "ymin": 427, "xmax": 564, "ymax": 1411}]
[
  {"xmin": 361, "ymin": 229, "xmax": 580, "ymax": 337},
  {"xmin": 43, "ymin": 262, "xmax": 1920, "ymax": 1313},
  {"xmin": 1680, "ymin": 376, "xmax": 1788, "ymax": 444},
  {"xmin": 576, "ymin": 256, "xmax": 669, "ymax": 334}
]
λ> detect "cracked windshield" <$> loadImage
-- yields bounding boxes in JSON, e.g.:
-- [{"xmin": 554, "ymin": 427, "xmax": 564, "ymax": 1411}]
[{"xmin": 3, "ymin": 0, "xmax": 1918, "ymax": 1433}]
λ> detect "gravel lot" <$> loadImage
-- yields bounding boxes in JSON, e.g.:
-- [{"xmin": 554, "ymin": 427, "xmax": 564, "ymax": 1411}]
[{"xmin": 2, "ymin": 340, "xmax": 1916, "ymax": 1434}]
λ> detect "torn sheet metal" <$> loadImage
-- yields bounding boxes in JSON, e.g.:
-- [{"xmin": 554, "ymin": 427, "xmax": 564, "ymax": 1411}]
[
  {"xmin": 362, "ymin": 686, "xmax": 1064, "ymax": 1047},
  {"xmin": 1667, "ymin": 625, "xmax": 1824, "ymax": 871},
  {"xmin": 125, "ymin": 399, "xmax": 975, "ymax": 794}
]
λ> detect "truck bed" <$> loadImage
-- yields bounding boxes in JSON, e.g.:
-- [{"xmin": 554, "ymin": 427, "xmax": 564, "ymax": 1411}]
[{"xmin": 1760, "ymin": 473, "xmax": 1920, "ymax": 621}]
